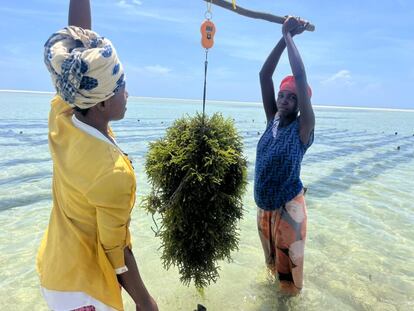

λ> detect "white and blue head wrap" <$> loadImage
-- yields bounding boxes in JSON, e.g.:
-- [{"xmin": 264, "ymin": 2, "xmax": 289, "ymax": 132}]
[{"xmin": 44, "ymin": 26, "xmax": 125, "ymax": 109}]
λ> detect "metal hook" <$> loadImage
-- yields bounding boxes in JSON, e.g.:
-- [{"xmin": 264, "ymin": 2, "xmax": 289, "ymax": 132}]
[
  {"xmin": 204, "ymin": 11, "xmax": 213, "ymax": 20},
  {"xmin": 205, "ymin": 0, "xmax": 213, "ymax": 20}
]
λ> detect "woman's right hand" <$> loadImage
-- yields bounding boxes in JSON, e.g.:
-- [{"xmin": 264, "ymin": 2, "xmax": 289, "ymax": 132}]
[
  {"xmin": 282, "ymin": 16, "xmax": 308, "ymax": 37},
  {"xmin": 136, "ymin": 296, "xmax": 159, "ymax": 311}
]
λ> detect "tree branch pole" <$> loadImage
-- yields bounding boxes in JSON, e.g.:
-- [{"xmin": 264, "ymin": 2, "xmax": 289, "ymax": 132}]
[{"xmin": 202, "ymin": 0, "xmax": 315, "ymax": 32}]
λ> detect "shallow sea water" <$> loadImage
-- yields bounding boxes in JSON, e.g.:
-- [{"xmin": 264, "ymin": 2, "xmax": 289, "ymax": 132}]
[{"xmin": 0, "ymin": 92, "xmax": 413, "ymax": 310}]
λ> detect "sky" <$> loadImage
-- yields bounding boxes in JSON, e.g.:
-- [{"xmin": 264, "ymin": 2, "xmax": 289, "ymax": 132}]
[{"xmin": 0, "ymin": 0, "xmax": 413, "ymax": 108}]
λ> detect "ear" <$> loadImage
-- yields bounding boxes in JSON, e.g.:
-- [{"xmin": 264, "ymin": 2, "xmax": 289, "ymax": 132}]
[
  {"xmin": 294, "ymin": 103, "xmax": 300, "ymax": 113},
  {"xmin": 96, "ymin": 101, "xmax": 106, "ymax": 112}
]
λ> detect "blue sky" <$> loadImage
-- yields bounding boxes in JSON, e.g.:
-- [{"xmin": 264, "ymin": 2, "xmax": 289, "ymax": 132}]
[{"xmin": 0, "ymin": 0, "xmax": 413, "ymax": 108}]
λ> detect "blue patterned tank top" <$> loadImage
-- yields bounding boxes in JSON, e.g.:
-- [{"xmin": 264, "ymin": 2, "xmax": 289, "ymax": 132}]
[{"xmin": 254, "ymin": 116, "xmax": 313, "ymax": 211}]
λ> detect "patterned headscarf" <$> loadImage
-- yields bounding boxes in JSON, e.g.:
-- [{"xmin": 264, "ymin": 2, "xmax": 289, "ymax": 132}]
[{"xmin": 44, "ymin": 26, "xmax": 125, "ymax": 109}]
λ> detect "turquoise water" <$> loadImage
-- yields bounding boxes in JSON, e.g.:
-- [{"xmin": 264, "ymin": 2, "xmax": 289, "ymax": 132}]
[{"xmin": 0, "ymin": 92, "xmax": 413, "ymax": 311}]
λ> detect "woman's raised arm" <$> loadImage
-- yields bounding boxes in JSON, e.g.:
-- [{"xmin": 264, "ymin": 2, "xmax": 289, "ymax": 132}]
[{"xmin": 68, "ymin": 0, "xmax": 91, "ymax": 30}]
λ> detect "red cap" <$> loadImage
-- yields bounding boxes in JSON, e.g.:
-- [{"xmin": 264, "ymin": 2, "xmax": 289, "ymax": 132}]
[{"xmin": 279, "ymin": 75, "xmax": 312, "ymax": 98}]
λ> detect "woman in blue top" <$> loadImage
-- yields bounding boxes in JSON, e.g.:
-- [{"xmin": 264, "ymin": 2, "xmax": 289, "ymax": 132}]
[{"xmin": 255, "ymin": 16, "xmax": 315, "ymax": 295}]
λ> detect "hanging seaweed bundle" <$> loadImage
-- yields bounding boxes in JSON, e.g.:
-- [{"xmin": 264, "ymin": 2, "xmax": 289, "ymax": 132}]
[{"xmin": 142, "ymin": 112, "xmax": 247, "ymax": 288}]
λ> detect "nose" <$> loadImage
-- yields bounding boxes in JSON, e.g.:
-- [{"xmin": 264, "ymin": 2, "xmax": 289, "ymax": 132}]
[
  {"xmin": 125, "ymin": 90, "xmax": 129, "ymax": 99},
  {"xmin": 280, "ymin": 98, "xmax": 288, "ymax": 106}
]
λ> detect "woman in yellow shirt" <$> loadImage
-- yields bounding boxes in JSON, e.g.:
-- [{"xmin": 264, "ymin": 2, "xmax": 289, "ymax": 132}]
[{"xmin": 36, "ymin": 1, "xmax": 158, "ymax": 310}]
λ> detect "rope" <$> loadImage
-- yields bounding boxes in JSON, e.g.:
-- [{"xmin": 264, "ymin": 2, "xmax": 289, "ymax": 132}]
[
  {"xmin": 202, "ymin": 0, "xmax": 213, "ymax": 125},
  {"xmin": 202, "ymin": 49, "xmax": 209, "ymax": 123}
]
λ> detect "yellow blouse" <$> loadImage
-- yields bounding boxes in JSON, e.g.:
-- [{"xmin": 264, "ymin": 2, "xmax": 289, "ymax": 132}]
[{"xmin": 37, "ymin": 95, "xmax": 136, "ymax": 310}]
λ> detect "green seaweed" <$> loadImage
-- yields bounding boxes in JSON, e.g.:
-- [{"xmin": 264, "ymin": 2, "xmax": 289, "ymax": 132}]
[{"xmin": 142, "ymin": 113, "xmax": 247, "ymax": 288}]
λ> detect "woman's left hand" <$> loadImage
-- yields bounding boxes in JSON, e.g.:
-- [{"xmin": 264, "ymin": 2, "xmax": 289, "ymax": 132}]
[{"xmin": 282, "ymin": 16, "xmax": 308, "ymax": 37}]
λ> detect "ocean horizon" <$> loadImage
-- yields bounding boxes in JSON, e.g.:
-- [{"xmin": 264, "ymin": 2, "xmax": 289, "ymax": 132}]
[
  {"xmin": 1, "ymin": 89, "xmax": 413, "ymax": 113},
  {"xmin": 0, "ymin": 91, "xmax": 413, "ymax": 310}
]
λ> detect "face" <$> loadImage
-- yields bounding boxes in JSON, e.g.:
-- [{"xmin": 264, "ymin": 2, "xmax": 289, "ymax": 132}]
[
  {"xmin": 276, "ymin": 90, "xmax": 298, "ymax": 117},
  {"xmin": 105, "ymin": 84, "xmax": 128, "ymax": 121}
]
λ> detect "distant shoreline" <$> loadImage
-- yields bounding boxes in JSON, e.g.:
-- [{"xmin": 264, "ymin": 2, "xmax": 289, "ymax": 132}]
[{"xmin": 1, "ymin": 89, "xmax": 413, "ymax": 113}]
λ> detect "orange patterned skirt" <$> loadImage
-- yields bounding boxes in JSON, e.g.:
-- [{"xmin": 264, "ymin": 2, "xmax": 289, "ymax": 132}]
[{"xmin": 257, "ymin": 190, "xmax": 307, "ymax": 291}]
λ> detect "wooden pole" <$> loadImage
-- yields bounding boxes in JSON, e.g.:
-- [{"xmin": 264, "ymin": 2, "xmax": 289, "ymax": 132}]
[{"xmin": 202, "ymin": 0, "xmax": 315, "ymax": 32}]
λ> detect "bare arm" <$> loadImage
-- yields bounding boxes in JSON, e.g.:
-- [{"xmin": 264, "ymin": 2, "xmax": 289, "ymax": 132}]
[
  {"xmin": 69, "ymin": 0, "xmax": 91, "ymax": 30},
  {"xmin": 259, "ymin": 38, "xmax": 286, "ymax": 124},
  {"xmin": 283, "ymin": 18, "xmax": 315, "ymax": 144},
  {"xmin": 117, "ymin": 248, "xmax": 158, "ymax": 311}
]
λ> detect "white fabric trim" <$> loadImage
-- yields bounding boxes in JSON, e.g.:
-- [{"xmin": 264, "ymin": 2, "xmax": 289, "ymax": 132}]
[
  {"xmin": 72, "ymin": 115, "xmax": 134, "ymax": 165},
  {"xmin": 115, "ymin": 266, "xmax": 129, "ymax": 275},
  {"xmin": 41, "ymin": 287, "xmax": 116, "ymax": 311},
  {"xmin": 272, "ymin": 114, "xmax": 281, "ymax": 138},
  {"xmin": 72, "ymin": 115, "xmax": 119, "ymax": 147}
]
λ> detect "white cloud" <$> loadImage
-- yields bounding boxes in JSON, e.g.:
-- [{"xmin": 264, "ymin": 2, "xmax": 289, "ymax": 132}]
[
  {"xmin": 322, "ymin": 70, "xmax": 353, "ymax": 85},
  {"xmin": 115, "ymin": 0, "xmax": 183, "ymax": 23},
  {"xmin": 130, "ymin": 11, "xmax": 183, "ymax": 23},
  {"xmin": 127, "ymin": 64, "xmax": 172, "ymax": 76},
  {"xmin": 144, "ymin": 65, "xmax": 172, "ymax": 75},
  {"xmin": 117, "ymin": 0, "xmax": 142, "ymax": 9}
]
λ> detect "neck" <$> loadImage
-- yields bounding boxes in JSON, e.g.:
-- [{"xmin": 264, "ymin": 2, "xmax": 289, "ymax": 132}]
[
  {"xmin": 74, "ymin": 111, "xmax": 109, "ymax": 138},
  {"xmin": 278, "ymin": 113, "xmax": 297, "ymax": 127}
]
